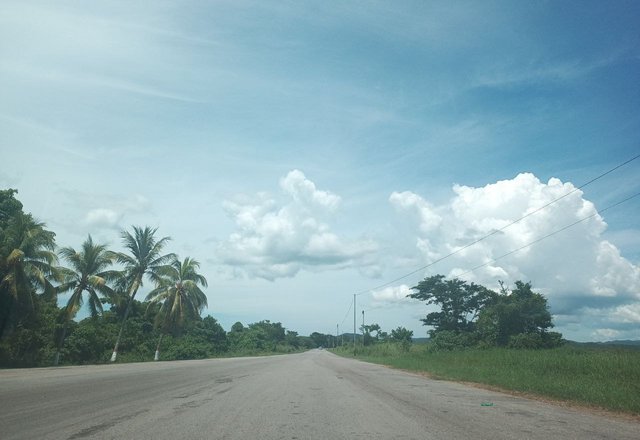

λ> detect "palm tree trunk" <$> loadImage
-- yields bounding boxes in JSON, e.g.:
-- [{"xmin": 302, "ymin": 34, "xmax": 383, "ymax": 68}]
[
  {"xmin": 154, "ymin": 334, "xmax": 163, "ymax": 361},
  {"xmin": 53, "ymin": 321, "xmax": 68, "ymax": 366},
  {"xmin": 110, "ymin": 280, "xmax": 140, "ymax": 362},
  {"xmin": 110, "ymin": 296, "xmax": 134, "ymax": 362}
]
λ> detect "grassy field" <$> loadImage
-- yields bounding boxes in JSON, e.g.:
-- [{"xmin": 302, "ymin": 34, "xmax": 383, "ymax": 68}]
[{"xmin": 332, "ymin": 343, "xmax": 640, "ymax": 415}]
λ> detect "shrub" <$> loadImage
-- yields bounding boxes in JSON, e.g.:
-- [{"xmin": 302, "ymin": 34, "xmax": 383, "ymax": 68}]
[{"xmin": 428, "ymin": 330, "xmax": 477, "ymax": 352}]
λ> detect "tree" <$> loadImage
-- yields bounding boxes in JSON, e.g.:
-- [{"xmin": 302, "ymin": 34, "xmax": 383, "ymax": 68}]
[
  {"xmin": 409, "ymin": 275, "xmax": 495, "ymax": 336},
  {"xmin": 54, "ymin": 235, "xmax": 117, "ymax": 365},
  {"xmin": 309, "ymin": 331, "xmax": 328, "ymax": 348},
  {"xmin": 390, "ymin": 326, "xmax": 414, "ymax": 351},
  {"xmin": 0, "ymin": 212, "xmax": 59, "ymax": 338},
  {"xmin": 248, "ymin": 320, "xmax": 285, "ymax": 350},
  {"xmin": 230, "ymin": 321, "xmax": 244, "ymax": 333},
  {"xmin": 477, "ymin": 281, "xmax": 560, "ymax": 347},
  {"xmin": 285, "ymin": 330, "xmax": 300, "ymax": 348},
  {"xmin": 390, "ymin": 326, "xmax": 413, "ymax": 343},
  {"xmin": 110, "ymin": 226, "xmax": 175, "ymax": 362},
  {"xmin": 145, "ymin": 257, "xmax": 208, "ymax": 360},
  {"xmin": 362, "ymin": 323, "xmax": 381, "ymax": 345}
]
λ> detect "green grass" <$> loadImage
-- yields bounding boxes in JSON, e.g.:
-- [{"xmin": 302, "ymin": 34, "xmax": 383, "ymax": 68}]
[{"xmin": 332, "ymin": 344, "xmax": 640, "ymax": 415}]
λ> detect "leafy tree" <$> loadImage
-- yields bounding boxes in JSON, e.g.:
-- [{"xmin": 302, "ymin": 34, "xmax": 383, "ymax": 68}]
[
  {"xmin": 230, "ymin": 321, "xmax": 244, "ymax": 333},
  {"xmin": 427, "ymin": 330, "xmax": 478, "ymax": 352},
  {"xmin": 309, "ymin": 331, "xmax": 328, "ymax": 348},
  {"xmin": 0, "ymin": 210, "xmax": 59, "ymax": 338},
  {"xmin": 197, "ymin": 316, "xmax": 228, "ymax": 352},
  {"xmin": 389, "ymin": 326, "xmax": 413, "ymax": 351},
  {"xmin": 409, "ymin": 275, "xmax": 495, "ymax": 337},
  {"xmin": 110, "ymin": 226, "xmax": 175, "ymax": 361},
  {"xmin": 285, "ymin": 330, "xmax": 300, "ymax": 348},
  {"xmin": 477, "ymin": 281, "xmax": 561, "ymax": 348},
  {"xmin": 361, "ymin": 323, "xmax": 382, "ymax": 345},
  {"xmin": 54, "ymin": 235, "xmax": 117, "ymax": 365},
  {"xmin": 247, "ymin": 320, "xmax": 285, "ymax": 350},
  {"xmin": 390, "ymin": 326, "xmax": 413, "ymax": 343},
  {"xmin": 0, "ymin": 189, "xmax": 23, "ymax": 224},
  {"xmin": 145, "ymin": 257, "xmax": 208, "ymax": 360},
  {"xmin": 0, "ymin": 299, "xmax": 59, "ymax": 367}
]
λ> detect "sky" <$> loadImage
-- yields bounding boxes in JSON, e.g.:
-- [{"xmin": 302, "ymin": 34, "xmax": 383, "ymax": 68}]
[{"xmin": 1, "ymin": 0, "xmax": 639, "ymax": 342}]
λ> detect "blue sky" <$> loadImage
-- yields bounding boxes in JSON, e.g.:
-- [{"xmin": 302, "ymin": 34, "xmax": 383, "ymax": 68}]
[{"xmin": 1, "ymin": 1, "xmax": 639, "ymax": 341}]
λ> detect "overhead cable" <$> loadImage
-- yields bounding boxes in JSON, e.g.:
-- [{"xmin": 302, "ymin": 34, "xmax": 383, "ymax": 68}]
[{"xmin": 354, "ymin": 153, "xmax": 640, "ymax": 296}]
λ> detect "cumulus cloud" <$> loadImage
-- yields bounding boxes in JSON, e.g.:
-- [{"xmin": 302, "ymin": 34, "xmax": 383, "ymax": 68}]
[
  {"xmin": 279, "ymin": 170, "xmax": 341, "ymax": 211},
  {"xmin": 370, "ymin": 284, "xmax": 418, "ymax": 306},
  {"xmin": 80, "ymin": 193, "xmax": 152, "ymax": 230},
  {"xmin": 84, "ymin": 208, "xmax": 121, "ymax": 229},
  {"xmin": 390, "ymin": 173, "xmax": 640, "ymax": 339},
  {"xmin": 217, "ymin": 170, "xmax": 379, "ymax": 280}
]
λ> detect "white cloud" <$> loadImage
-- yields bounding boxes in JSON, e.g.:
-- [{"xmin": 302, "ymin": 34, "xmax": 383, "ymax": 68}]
[
  {"xmin": 279, "ymin": 170, "xmax": 341, "ymax": 211},
  {"xmin": 591, "ymin": 328, "xmax": 621, "ymax": 341},
  {"xmin": 390, "ymin": 173, "xmax": 640, "ymax": 332},
  {"xmin": 610, "ymin": 303, "xmax": 640, "ymax": 324},
  {"xmin": 371, "ymin": 284, "xmax": 418, "ymax": 306},
  {"xmin": 84, "ymin": 208, "xmax": 121, "ymax": 229},
  {"xmin": 74, "ymin": 193, "xmax": 153, "ymax": 233},
  {"xmin": 217, "ymin": 170, "xmax": 378, "ymax": 280}
]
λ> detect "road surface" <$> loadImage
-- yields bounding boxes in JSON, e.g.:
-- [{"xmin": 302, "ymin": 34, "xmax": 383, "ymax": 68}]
[{"xmin": 0, "ymin": 350, "xmax": 637, "ymax": 439}]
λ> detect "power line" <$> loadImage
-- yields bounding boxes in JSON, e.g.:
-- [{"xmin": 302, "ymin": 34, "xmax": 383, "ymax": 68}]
[
  {"xmin": 344, "ymin": 189, "xmax": 640, "ymax": 326},
  {"xmin": 339, "ymin": 297, "xmax": 353, "ymax": 327},
  {"xmin": 457, "ymin": 190, "xmax": 640, "ymax": 278},
  {"xmin": 354, "ymin": 153, "xmax": 640, "ymax": 296}
]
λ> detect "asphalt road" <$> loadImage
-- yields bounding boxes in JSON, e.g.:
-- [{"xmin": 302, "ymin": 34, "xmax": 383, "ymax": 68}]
[{"xmin": 0, "ymin": 350, "xmax": 637, "ymax": 439}]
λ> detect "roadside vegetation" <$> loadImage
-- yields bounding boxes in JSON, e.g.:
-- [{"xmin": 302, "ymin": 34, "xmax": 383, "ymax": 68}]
[
  {"xmin": 331, "ymin": 274, "xmax": 639, "ymax": 415},
  {"xmin": 333, "ymin": 343, "xmax": 640, "ymax": 415},
  {"xmin": 0, "ymin": 189, "xmax": 322, "ymax": 367}
]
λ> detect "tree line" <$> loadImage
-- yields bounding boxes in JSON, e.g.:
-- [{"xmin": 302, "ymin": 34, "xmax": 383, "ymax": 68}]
[
  {"xmin": 409, "ymin": 274, "xmax": 563, "ymax": 350},
  {"xmin": 0, "ymin": 189, "xmax": 316, "ymax": 367},
  {"xmin": 337, "ymin": 275, "xmax": 562, "ymax": 353}
]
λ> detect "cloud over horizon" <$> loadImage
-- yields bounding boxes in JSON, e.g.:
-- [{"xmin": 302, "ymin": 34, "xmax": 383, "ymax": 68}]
[
  {"xmin": 389, "ymin": 173, "xmax": 640, "ymax": 340},
  {"xmin": 217, "ymin": 170, "xmax": 379, "ymax": 280}
]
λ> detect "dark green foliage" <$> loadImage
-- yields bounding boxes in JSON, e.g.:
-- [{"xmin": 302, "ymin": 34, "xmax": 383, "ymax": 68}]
[
  {"xmin": 0, "ymin": 189, "xmax": 59, "ymax": 340},
  {"xmin": 390, "ymin": 326, "xmax": 413, "ymax": 343},
  {"xmin": 309, "ymin": 331, "xmax": 326, "ymax": 347},
  {"xmin": 309, "ymin": 331, "xmax": 340, "ymax": 348},
  {"xmin": 0, "ymin": 189, "xmax": 23, "ymax": 228},
  {"xmin": 0, "ymin": 190, "xmax": 311, "ymax": 367},
  {"xmin": 508, "ymin": 331, "xmax": 564, "ymax": 349},
  {"xmin": 0, "ymin": 299, "xmax": 59, "ymax": 367},
  {"xmin": 411, "ymin": 275, "xmax": 563, "ymax": 350},
  {"xmin": 477, "ymin": 281, "xmax": 557, "ymax": 347},
  {"xmin": 146, "ymin": 257, "xmax": 208, "ymax": 337},
  {"xmin": 49, "ymin": 307, "xmax": 231, "ymax": 365},
  {"xmin": 361, "ymin": 323, "xmax": 381, "ymax": 345},
  {"xmin": 61, "ymin": 317, "xmax": 115, "ymax": 364},
  {"xmin": 285, "ymin": 330, "xmax": 300, "ymax": 348},
  {"xmin": 409, "ymin": 275, "xmax": 495, "ymax": 336},
  {"xmin": 225, "ymin": 320, "xmax": 307, "ymax": 354},
  {"xmin": 390, "ymin": 326, "xmax": 414, "ymax": 351},
  {"xmin": 427, "ymin": 330, "xmax": 478, "ymax": 352}
]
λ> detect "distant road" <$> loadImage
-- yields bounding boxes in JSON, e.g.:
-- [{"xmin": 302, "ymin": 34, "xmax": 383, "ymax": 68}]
[{"xmin": 0, "ymin": 350, "xmax": 637, "ymax": 439}]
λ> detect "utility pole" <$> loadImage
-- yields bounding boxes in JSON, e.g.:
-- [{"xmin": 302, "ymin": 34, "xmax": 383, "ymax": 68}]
[
  {"xmin": 362, "ymin": 310, "xmax": 365, "ymax": 346},
  {"xmin": 353, "ymin": 294, "xmax": 356, "ymax": 355}
]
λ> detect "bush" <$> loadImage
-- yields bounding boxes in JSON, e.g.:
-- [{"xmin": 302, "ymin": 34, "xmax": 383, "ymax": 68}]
[
  {"xmin": 508, "ymin": 331, "xmax": 565, "ymax": 349},
  {"xmin": 428, "ymin": 330, "xmax": 477, "ymax": 352},
  {"xmin": 508, "ymin": 333, "xmax": 544, "ymax": 349}
]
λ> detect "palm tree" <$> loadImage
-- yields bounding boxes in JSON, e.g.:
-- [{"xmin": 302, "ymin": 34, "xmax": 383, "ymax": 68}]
[
  {"xmin": 145, "ymin": 257, "xmax": 208, "ymax": 361},
  {"xmin": 110, "ymin": 226, "xmax": 174, "ymax": 362},
  {"xmin": 54, "ymin": 235, "xmax": 117, "ymax": 365},
  {"xmin": 0, "ymin": 213, "xmax": 59, "ymax": 338}
]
